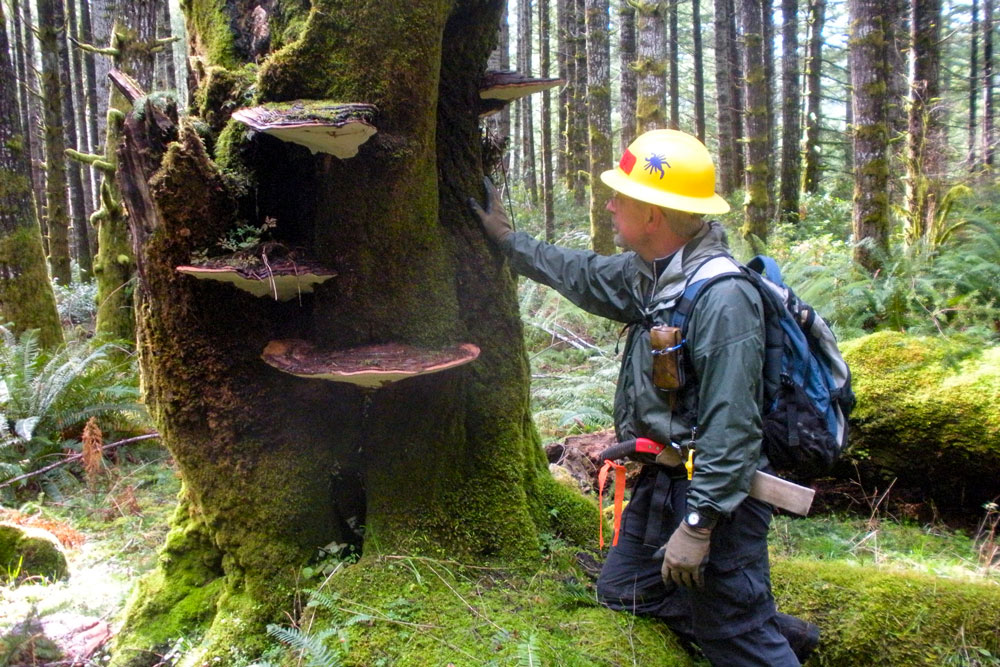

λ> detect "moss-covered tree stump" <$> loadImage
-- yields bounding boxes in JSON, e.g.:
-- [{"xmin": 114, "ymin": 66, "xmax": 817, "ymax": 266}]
[{"xmin": 841, "ymin": 331, "xmax": 1000, "ymax": 511}]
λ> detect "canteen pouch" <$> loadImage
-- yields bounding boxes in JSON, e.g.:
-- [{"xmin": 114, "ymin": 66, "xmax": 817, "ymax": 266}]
[{"xmin": 650, "ymin": 325, "xmax": 685, "ymax": 391}]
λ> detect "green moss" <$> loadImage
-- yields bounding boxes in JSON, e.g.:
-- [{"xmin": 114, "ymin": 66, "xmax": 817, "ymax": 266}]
[
  {"xmin": 0, "ymin": 225, "xmax": 63, "ymax": 349},
  {"xmin": 272, "ymin": 552, "xmax": 691, "ymax": 666},
  {"xmin": 773, "ymin": 558, "xmax": 1000, "ymax": 666},
  {"xmin": 841, "ymin": 331, "xmax": 1000, "ymax": 508},
  {"xmin": 193, "ymin": 64, "xmax": 257, "ymax": 134},
  {"xmin": 180, "ymin": 0, "xmax": 239, "ymax": 70},
  {"xmin": 0, "ymin": 523, "xmax": 68, "ymax": 582}
]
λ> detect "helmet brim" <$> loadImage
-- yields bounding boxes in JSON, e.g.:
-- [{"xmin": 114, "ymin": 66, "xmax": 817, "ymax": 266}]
[{"xmin": 600, "ymin": 168, "xmax": 731, "ymax": 215}]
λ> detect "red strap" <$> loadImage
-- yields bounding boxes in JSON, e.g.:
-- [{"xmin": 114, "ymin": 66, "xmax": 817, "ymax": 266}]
[{"xmin": 598, "ymin": 460, "xmax": 627, "ymax": 548}]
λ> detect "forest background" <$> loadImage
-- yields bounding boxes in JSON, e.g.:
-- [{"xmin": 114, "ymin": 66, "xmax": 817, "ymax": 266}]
[{"xmin": 1, "ymin": 0, "xmax": 1000, "ymax": 665}]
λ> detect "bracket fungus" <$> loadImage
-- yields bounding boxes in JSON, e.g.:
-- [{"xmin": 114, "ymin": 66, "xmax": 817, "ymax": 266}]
[
  {"xmin": 176, "ymin": 252, "xmax": 336, "ymax": 301},
  {"xmin": 261, "ymin": 339, "xmax": 481, "ymax": 389},
  {"xmin": 479, "ymin": 70, "xmax": 565, "ymax": 117},
  {"xmin": 231, "ymin": 102, "xmax": 378, "ymax": 157}
]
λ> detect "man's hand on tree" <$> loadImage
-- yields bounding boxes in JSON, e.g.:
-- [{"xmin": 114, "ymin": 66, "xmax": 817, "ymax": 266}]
[
  {"xmin": 468, "ymin": 177, "xmax": 513, "ymax": 244},
  {"xmin": 661, "ymin": 522, "xmax": 712, "ymax": 589}
]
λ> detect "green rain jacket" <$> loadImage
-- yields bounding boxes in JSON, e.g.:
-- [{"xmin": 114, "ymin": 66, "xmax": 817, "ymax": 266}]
[{"xmin": 500, "ymin": 221, "xmax": 766, "ymax": 518}]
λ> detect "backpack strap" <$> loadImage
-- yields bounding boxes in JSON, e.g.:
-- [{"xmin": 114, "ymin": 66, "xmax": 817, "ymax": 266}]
[
  {"xmin": 747, "ymin": 255, "xmax": 784, "ymax": 286},
  {"xmin": 669, "ymin": 254, "xmax": 743, "ymax": 335}
]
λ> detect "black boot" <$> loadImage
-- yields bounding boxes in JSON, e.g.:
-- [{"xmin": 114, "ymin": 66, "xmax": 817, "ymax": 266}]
[{"xmin": 775, "ymin": 612, "xmax": 820, "ymax": 663}]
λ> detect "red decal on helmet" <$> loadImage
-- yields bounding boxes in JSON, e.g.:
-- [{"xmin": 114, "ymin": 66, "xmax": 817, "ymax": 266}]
[{"xmin": 619, "ymin": 148, "xmax": 637, "ymax": 175}]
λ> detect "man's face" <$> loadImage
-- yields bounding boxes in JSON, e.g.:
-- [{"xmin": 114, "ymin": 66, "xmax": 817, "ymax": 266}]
[{"xmin": 606, "ymin": 191, "xmax": 650, "ymax": 252}]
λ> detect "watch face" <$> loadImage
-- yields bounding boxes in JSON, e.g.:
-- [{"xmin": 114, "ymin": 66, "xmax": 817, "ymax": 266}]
[{"xmin": 686, "ymin": 511, "xmax": 701, "ymax": 527}]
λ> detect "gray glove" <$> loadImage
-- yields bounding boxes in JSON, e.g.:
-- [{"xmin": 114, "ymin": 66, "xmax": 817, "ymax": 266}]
[
  {"xmin": 661, "ymin": 522, "xmax": 712, "ymax": 589},
  {"xmin": 468, "ymin": 177, "xmax": 513, "ymax": 244}
]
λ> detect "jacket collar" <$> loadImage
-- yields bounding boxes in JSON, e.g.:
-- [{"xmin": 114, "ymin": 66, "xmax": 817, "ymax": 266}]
[{"xmin": 634, "ymin": 220, "xmax": 732, "ymax": 311}]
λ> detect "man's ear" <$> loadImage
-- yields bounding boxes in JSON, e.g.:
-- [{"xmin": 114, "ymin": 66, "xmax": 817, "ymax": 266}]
[{"xmin": 645, "ymin": 203, "xmax": 662, "ymax": 231}]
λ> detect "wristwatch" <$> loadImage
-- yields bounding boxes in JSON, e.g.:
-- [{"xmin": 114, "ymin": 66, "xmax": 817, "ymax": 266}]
[{"xmin": 684, "ymin": 506, "xmax": 719, "ymax": 530}]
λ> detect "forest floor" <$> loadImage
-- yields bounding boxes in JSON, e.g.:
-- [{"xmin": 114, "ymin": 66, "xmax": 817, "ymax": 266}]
[{"xmin": 2, "ymin": 438, "xmax": 998, "ymax": 666}]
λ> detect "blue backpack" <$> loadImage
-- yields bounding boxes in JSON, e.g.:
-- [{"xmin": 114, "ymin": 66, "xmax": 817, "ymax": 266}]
[{"xmin": 670, "ymin": 255, "xmax": 855, "ymax": 478}]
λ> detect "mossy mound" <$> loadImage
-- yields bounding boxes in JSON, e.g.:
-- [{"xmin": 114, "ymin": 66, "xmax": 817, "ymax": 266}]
[
  {"xmin": 841, "ymin": 331, "xmax": 1000, "ymax": 510},
  {"xmin": 0, "ymin": 522, "xmax": 68, "ymax": 582},
  {"xmin": 772, "ymin": 558, "xmax": 1000, "ymax": 666},
  {"xmin": 269, "ymin": 551, "xmax": 692, "ymax": 666}
]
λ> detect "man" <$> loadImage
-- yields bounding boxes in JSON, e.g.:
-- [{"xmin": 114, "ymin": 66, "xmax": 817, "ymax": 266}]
[{"xmin": 469, "ymin": 129, "xmax": 819, "ymax": 665}]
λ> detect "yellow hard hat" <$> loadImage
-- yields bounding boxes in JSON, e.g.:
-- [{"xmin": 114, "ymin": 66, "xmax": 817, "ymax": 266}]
[{"xmin": 600, "ymin": 129, "xmax": 730, "ymax": 215}]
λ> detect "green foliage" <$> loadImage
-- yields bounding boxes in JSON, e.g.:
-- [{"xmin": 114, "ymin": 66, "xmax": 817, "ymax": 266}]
[
  {"xmin": 751, "ymin": 192, "xmax": 1000, "ymax": 342},
  {"xmin": 51, "ymin": 277, "xmax": 97, "ymax": 327},
  {"xmin": 0, "ymin": 326, "xmax": 146, "ymax": 499}
]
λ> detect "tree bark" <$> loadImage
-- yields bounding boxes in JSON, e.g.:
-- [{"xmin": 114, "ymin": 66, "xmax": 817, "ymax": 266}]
[
  {"xmin": 486, "ymin": 7, "xmax": 510, "ymax": 176},
  {"xmin": 108, "ymin": 0, "xmax": 592, "ymax": 662},
  {"xmin": 619, "ymin": 0, "xmax": 637, "ymax": 151},
  {"xmin": 518, "ymin": 0, "xmax": 538, "ymax": 204},
  {"xmin": 92, "ymin": 2, "xmax": 157, "ymax": 344},
  {"xmin": 67, "ymin": 0, "xmax": 96, "ymax": 225},
  {"xmin": 571, "ymin": 0, "xmax": 588, "ymax": 202},
  {"xmin": 636, "ymin": 0, "xmax": 667, "ymax": 131},
  {"xmin": 849, "ymin": 0, "xmax": 891, "ymax": 272},
  {"xmin": 692, "ymin": 0, "xmax": 705, "ymax": 143},
  {"xmin": 558, "ymin": 0, "xmax": 571, "ymax": 179},
  {"xmin": 984, "ymin": 0, "xmax": 994, "ymax": 168},
  {"xmin": 741, "ymin": 0, "xmax": 770, "ymax": 243},
  {"xmin": 728, "ymin": 0, "xmax": 745, "ymax": 176},
  {"xmin": 586, "ymin": 0, "xmax": 614, "ymax": 254},
  {"xmin": 714, "ymin": 0, "xmax": 739, "ymax": 193},
  {"xmin": 668, "ymin": 0, "xmax": 679, "ymax": 129},
  {"xmin": 540, "ymin": 0, "xmax": 555, "ymax": 241},
  {"xmin": 801, "ymin": 0, "xmax": 825, "ymax": 194},
  {"xmin": 37, "ymin": 0, "xmax": 73, "ymax": 285},
  {"xmin": 779, "ymin": 0, "xmax": 801, "ymax": 221},
  {"xmin": 905, "ymin": 0, "xmax": 943, "ymax": 244},
  {"xmin": 0, "ymin": 3, "xmax": 64, "ymax": 349},
  {"xmin": 81, "ymin": 0, "xmax": 103, "ymax": 208},
  {"xmin": 60, "ymin": 0, "xmax": 93, "ymax": 277},
  {"xmin": 970, "ymin": 0, "xmax": 979, "ymax": 167},
  {"xmin": 10, "ymin": 0, "xmax": 42, "ymax": 224},
  {"xmin": 762, "ymin": 0, "xmax": 776, "ymax": 219}
]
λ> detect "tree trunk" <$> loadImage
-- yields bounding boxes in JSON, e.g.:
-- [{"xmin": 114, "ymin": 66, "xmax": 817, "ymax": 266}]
[
  {"xmin": 714, "ymin": 0, "xmax": 739, "ymax": 193},
  {"xmin": 10, "ymin": 0, "xmax": 40, "ymax": 220},
  {"xmin": 21, "ymin": 0, "xmax": 49, "ymax": 250},
  {"xmin": 741, "ymin": 0, "xmax": 770, "ymax": 243},
  {"xmin": 558, "ymin": 0, "xmax": 571, "ymax": 179},
  {"xmin": 728, "ymin": 0, "xmax": 745, "ymax": 176},
  {"xmin": 108, "ymin": 0, "xmax": 591, "ymax": 662},
  {"xmin": 572, "ymin": 0, "xmax": 588, "ymax": 203},
  {"xmin": 692, "ymin": 0, "xmax": 706, "ymax": 143},
  {"xmin": 92, "ymin": 2, "xmax": 157, "ymax": 344},
  {"xmin": 801, "ymin": 0, "xmax": 825, "ymax": 194},
  {"xmin": 0, "ymin": 3, "xmax": 64, "ymax": 349},
  {"xmin": 586, "ymin": 0, "xmax": 614, "ymax": 254},
  {"xmin": 762, "ymin": 0, "xmax": 776, "ymax": 219},
  {"xmin": 38, "ymin": 0, "xmax": 73, "ymax": 285},
  {"xmin": 779, "ymin": 0, "xmax": 801, "ymax": 221},
  {"xmin": 619, "ymin": 0, "xmax": 637, "ymax": 151},
  {"xmin": 81, "ymin": 0, "xmax": 103, "ymax": 208},
  {"xmin": 636, "ymin": 0, "xmax": 666, "ymax": 131},
  {"xmin": 905, "ymin": 0, "xmax": 943, "ymax": 244},
  {"xmin": 984, "ymin": 0, "xmax": 994, "ymax": 168},
  {"xmin": 61, "ymin": 0, "xmax": 93, "ymax": 277},
  {"xmin": 67, "ymin": 0, "xmax": 96, "ymax": 226},
  {"xmin": 486, "ymin": 7, "xmax": 510, "ymax": 176},
  {"xmin": 518, "ymin": 0, "xmax": 538, "ymax": 204},
  {"xmin": 540, "ymin": 0, "xmax": 555, "ymax": 241},
  {"xmin": 970, "ymin": 0, "xmax": 979, "ymax": 167},
  {"xmin": 668, "ymin": 0, "xmax": 679, "ymax": 129},
  {"xmin": 849, "ymin": 0, "xmax": 891, "ymax": 272}
]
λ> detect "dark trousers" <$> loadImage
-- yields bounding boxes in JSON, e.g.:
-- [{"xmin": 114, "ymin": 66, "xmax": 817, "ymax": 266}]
[{"xmin": 596, "ymin": 466, "xmax": 800, "ymax": 667}]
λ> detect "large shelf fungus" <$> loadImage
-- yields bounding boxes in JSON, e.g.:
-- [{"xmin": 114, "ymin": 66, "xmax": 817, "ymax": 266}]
[
  {"xmin": 479, "ymin": 70, "xmax": 565, "ymax": 117},
  {"xmin": 261, "ymin": 339, "xmax": 481, "ymax": 389},
  {"xmin": 176, "ymin": 247, "xmax": 336, "ymax": 301},
  {"xmin": 231, "ymin": 101, "xmax": 378, "ymax": 157}
]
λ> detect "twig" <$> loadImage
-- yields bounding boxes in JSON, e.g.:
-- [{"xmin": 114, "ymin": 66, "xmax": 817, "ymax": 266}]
[{"xmin": 0, "ymin": 433, "xmax": 161, "ymax": 489}]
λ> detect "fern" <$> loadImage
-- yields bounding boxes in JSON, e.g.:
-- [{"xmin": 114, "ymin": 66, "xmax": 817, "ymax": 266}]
[
  {"xmin": 515, "ymin": 633, "xmax": 541, "ymax": 667},
  {"xmin": 0, "ymin": 327, "xmax": 147, "ymax": 496},
  {"xmin": 266, "ymin": 624, "xmax": 342, "ymax": 667}
]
